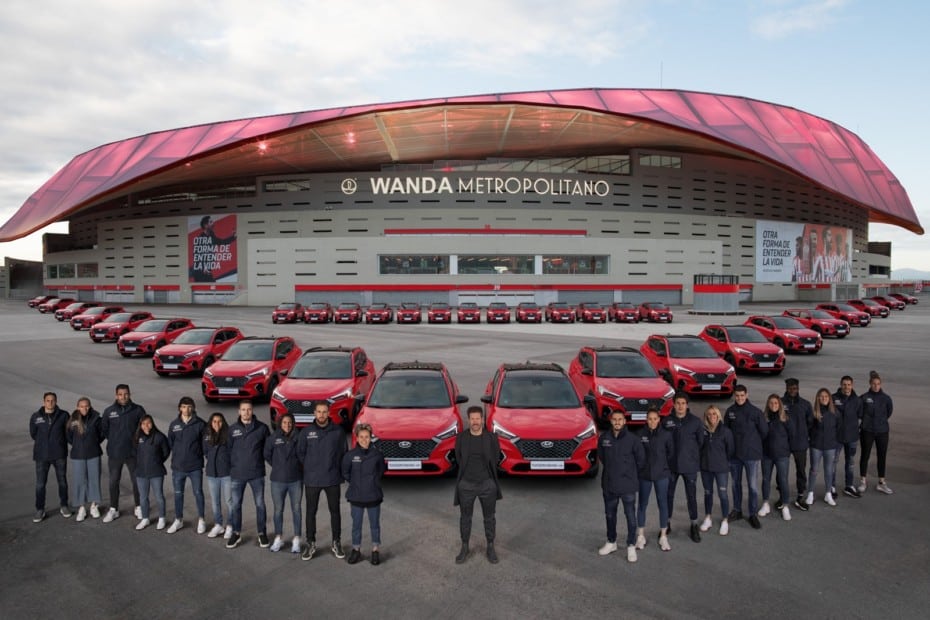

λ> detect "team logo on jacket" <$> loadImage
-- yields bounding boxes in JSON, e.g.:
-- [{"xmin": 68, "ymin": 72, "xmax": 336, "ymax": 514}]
[
  {"xmin": 601, "ymin": 439, "xmax": 612, "ymax": 447},
  {"xmin": 231, "ymin": 429, "xmax": 243, "ymax": 437},
  {"xmin": 352, "ymin": 455, "xmax": 362, "ymax": 463},
  {"xmin": 306, "ymin": 431, "xmax": 319, "ymax": 439}
]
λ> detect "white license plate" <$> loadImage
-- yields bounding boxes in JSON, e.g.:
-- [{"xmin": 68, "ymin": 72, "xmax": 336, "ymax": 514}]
[
  {"xmin": 530, "ymin": 460, "xmax": 565, "ymax": 471},
  {"xmin": 162, "ymin": 364, "xmax": 178, "ymax": 370},
  {"xmin": 803, "ymin": 344, "xmax": 816, "ymax": 349},
  {"xmin": 218, "ymin": 388, "xmax": 239, "ymax": 395},
  {"xmin": 124, "ymin": 346, "xmax": 136, "ymax": 352},
  {"xmin": 630, "ymin": 412, "xmax": 647, "ymax": 421},
  {"xmin": 387, "ymin": 460, "xmax": 422, "ymax": 470},
  {"xmin": 758, "ymin": 362, "xmax": 774, "ymax": 368},
  {"xmin": 294, "ymin": 415, "xmax": 316, "ymax": 424},
  {"xmin": 402, "ymin": 317, "xmax": 413, "ymax": 321},
  {"xmin": 702, "ymin": 384, "xmax": 722, "ymax": 391}
]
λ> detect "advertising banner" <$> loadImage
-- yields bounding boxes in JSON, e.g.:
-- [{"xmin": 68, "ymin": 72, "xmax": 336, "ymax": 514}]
[
  {"xmin": 756, "ymin": 220, "xmax": 852, "ymax": 283},
  {"xmin": 188, "ymin": 215, "xmax": 237, "ymax": 283}
]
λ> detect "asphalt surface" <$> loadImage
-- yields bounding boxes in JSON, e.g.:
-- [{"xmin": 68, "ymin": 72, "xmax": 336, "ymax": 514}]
[{"xmin": 1, "ymin": 299, "xmax": 928, "ymax": 619}]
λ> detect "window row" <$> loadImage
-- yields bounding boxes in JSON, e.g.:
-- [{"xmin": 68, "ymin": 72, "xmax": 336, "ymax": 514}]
[
  {"xmin": 378, "ymin": 255, "xmax": 609, "ymax": 276},
  {"xmin": 47, "ymin": 263, "xmax": 99, "ymax": 279}
]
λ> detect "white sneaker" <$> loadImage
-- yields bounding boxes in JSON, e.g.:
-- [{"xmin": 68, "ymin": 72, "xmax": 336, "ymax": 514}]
[
  {"xmin": 90, "ymin": 504, "xmax": 100, "ymax": 519},
  {"xmin": 699, "ymin": 515, "xmax": 712, "ymax": 532},
  {"xmin": 857, "ymin": 478, "xmax": 868, "ymax": 493},
  {"xmin": 719, "ymin": 519, "xmax": 729, "ymax": 536},
  {"xmin": 270, "ymin": 535, "xmax": 284, "ymax": 552},
  {"xmin": 291, "ymin": 536, "xmax": 301, "ymax": 554},
  {"xmin": 805, "ymin": 492, "xmax": 814, "ymax": 507},
  {"xmin": 634, "ymin": 528, "xmax": 646, "ymax": 550},
  {"xmin": 134, "ymin": 506, "xmax": 143, "ymax": 519},
  {"xmin": 156, "ymin": 517, "xmax": 166, "ymax": 530},
  {"xmin": 781, "ymin": 505, "xmax": 791, "ymax": 521},
  {"xmin": 758, "ymin": 501, "xmax": 771, "ymax": 517},
  {"xmin": 76, "ymin": 506, "xmax": 87, "ymax": 522},
  {"xmin": 824, "ymin": 492, "xmax": 837, "ymax": 506},
  {"xmin": 876, "ymin": 482, "xmax": 894, "ymax": 495},
  {"xmin": 659, "ymin": 534, "xmax": 671, "ymax": 552},
  {"xmin": 197, "ymin": 518, "xmax": 207, "ymax": 534},
  {"xmin": 224, "ymin": 525, "xmax": 233, "ymax": 540},
  {"xmin": 166, "ymin": 518, "xmax": 183, "ymax": 534},
  {"xmin": 102, "ymin": 507, "xmax": 119, "ymax": 523},
  {"xmin": 626, "ymin": 545, "xmax": 637, "ymax": 563},
  {"xmin": 135, "ymin": 518, "xmax": 150, "ymax": 531},
  {"xmin": 208, "ymin": 524, "xmax": 224, "ymax": 538},
  {"xmin": 598, "ymin": 541, "xmax": 618, "ymax": 556}
]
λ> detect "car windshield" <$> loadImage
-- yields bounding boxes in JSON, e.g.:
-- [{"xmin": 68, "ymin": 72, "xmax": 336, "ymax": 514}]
[
  {"xmin": 518, "ymin": 303, "xmax": 539, "ymax": 309},
  {"xmin": 401, "ymin": 303, "xmax": 419, "ymax": 309},
  {"xmin": 64, "ymin": 303, "xmax": 83, "ymax": 311},
  {"xmin": 223, "ymin": 341, "xmax": 273, "ymax": 361},
  {"xmin": 861, "ymin": 299, "xmax": 880, "ymax": 307},
  {"xmin": 595, "ymin": 355, "xmax": 657, "ymax": 378},
  {"xmin": 366, "ymin": 373, "xmax": 451, "ymax": 408},
  {"xmin": 277, "ymin": 303, "xmax": 298, "ymax": 310},
  {"xmin": 135, "ymin": 320, "xmax": 168, "ymax": 332},
  {"xmin": 551, "ymin": 303, "xmax": 569, "ymax": 308},
  {"xmin": 370, "ymin": 304, "xmax": 388, "ymax": 310},
  {"xmin": 431, "ymin": 303, "xmax": 449, "ymax": 309},
  {"xmin": 308, "ymin": 303, "xmax": 328, "ymax": 310},
  {"xmin": 615, "ymin": 303, "xmax": 634, "ymax": 309},
  {"xmin": 497, "ymin": 374, "xmax": 581, "ymax": 408},
  {"xmin": 668, "ymin": 339, "xmax": 717, "ymax": 358},
  {"xmin": 105, "ymin": 313, "xmax": 132, "ymax": 323},
  {"xmin": 810, "ymin": 310, "xmax": 834, "ymax": 320},
  {"xmin": 171, "ymin": 329, "xmax": 215, "ymax": 345},
  {"xmin": 290, "ymin": 354, "xmax": 352, "ymax": 379},
  {"xmin": 724, "ymin": 327, "xmax": 769, "ymax": 343},
  {"xmin": 835, "ymin": 304, "xmax": 857, "ymax": 312},
  {"xmin": 646, "ymin": 303, "xmax": 668, "ymax": 310},
  {"xmin": 460, "ymin": 303, "xmax": 477, "ymax": 309},
  {"xmin": 584, "ymin": 303, "xmax": 602, "ymax": 309},
  {"xmin": 81, "ymin": 307, "xmax": 106, "ymax": 315},
  {"xmin": 338, "ymin": 304, "xmax": 359, "ymax": 310},
  {"xmin": 771, "ymin": 317, "xmax": 804, "ymax": 329},
  {"xmin": 489, "ymin": 303, "xmax": 507, "ymax": 309}
]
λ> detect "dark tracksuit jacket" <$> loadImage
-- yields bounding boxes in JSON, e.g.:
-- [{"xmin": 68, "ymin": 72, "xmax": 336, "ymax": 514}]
[
  {"xmin": 342, "ymin": 446, "xmax": 386, "ymax": 506},
  {"xmin": 763, "ymin": 412, "xmax": 792, "ymax": 459},
  {"xmin": 203, "ymin": 434, "xmax": 231, "ymax": 478},
  {"xmin": 860, "ymin": 389, "xmax": 893, "ymax": 434},
  {"xmin": 101, "ymin": 400, "xmax": 146, "ymax": 459},
  {"xmin": 599, "ymin": 428, "xmax": 645, "ymax": 497},
  {"xmin": 167, "ymin": 415, "xmax": 206, "ymax": 473},
  {"xmin": 782, "ymin": 394, "xmax": 812, "ymax": 452},
  {"xmin": 833, "ymin": 389, "xmax": 862, "ymax": 444},
  {"xmin": 30, "ymin": 406, "xmax": 69, "ymax": 462},
  {"xmin": 638, "ymin": 426, "xmax": 673, "ymax": 481},
  {"xmin": 265, "ymin": 430, "xmax": 302, "ymax": 484},
  {"xmin": 700, "ymin": 425, "xmax": 734, "ymax": 473},
  {"xmin": 724, "ymin": 400, "xmax": 768, "ymax": 462},
  {"xmin": 663, "ymin": 412, "xmax": 705, "ymax": 474},
  {"xmin": 67, "ymin": 410, "xmax": 104, "ymax": 459},
  {"xmin": 135, "ymin": 431, "xmax": 170, "ymax": 478},
  {"xmin": 453, "ymin": 430, "xmax": 502, "ymax": 505},
  {"xmin": 296, "ymin": 422, "xmax": 347, "ymax": 488},
  {"xmin": 228, "ymin": 418, "xmax": 270, "ymax": 482},
  {"xmin": 809, "ymin": 409, "xmax": 839, "ymax": 451}
]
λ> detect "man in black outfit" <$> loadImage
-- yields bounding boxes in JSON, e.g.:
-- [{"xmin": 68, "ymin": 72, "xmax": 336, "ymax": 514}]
[{"xmin": 454, "ymin": 406, "xmax": 502, "ymax": 564}]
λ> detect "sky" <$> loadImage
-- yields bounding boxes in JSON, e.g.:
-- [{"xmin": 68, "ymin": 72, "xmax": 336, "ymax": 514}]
[{"xmin": 1, "ymin": 0, "xmax": 927, "ymax": 271}]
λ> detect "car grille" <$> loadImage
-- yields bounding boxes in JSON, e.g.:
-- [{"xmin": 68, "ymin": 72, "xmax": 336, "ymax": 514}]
[
  {"xmin": 377, "ymin": 439, "xmax": 435, "ymax": 459},
  {"xmin": 213, "ymin": 376, "xmax": 248, "ymax": 388},
  {"xmin": 157, "ymin": 354, "xmax": 184, "ymax": 364},
  {"xmin": 693, "ymin": 373, "xmax": 726, "ymax": 383},
  {"xmin": 620, "ymin": 397, "xmax": 666, "ymax": 415},
  {"xmin": 751, "ymin": 353, "xmax": 778, "ymax": 362},
  {"xmin": 515, "ymin": 439, "xmax": 577, "ymax": 459},
  {"xmin": 279, "ymin": 398, "xmax": 316, "ymax": 415},
  {"xmin": 121, "ymin": 340, "xmax": 141, "ymax": 348},
  {"xmin": 92, "ymin": 329, "xmax": 109, "ymax": 337},
  {"xmin": 800, "ymin": 337, "xmax": 819, "ymax": 346}
]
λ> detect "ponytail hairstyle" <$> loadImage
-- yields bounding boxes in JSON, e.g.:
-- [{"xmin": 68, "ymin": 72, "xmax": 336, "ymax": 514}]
[
  {"xmin": 869, "ymin": 370, "xmax": 882, "ymax": 391},
  {"xmin": 765, "ymin": 394, "xmax": 788, "ymax": 424},
  {"xmin": 69, "ymin": 397, "xmax": 92, "ymax": 436},
  {"xmin": 812, "ymin": 387, "xmax": 835, "ymax": 422},
  {"xmin": 205, "ymin": 412, "xmax": 228, "ymax": 446}
]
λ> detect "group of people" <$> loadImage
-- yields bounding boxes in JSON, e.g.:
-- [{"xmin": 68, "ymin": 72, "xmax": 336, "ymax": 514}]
[
  {"xmin": 29, "ymin": 371, "xmax": 894, "ymax": 566},
  {"xmin": 596, "ymin": 371, "xmax": 894, "ymax": 562}
]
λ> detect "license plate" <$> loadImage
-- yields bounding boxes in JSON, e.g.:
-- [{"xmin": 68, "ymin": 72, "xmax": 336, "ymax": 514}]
[
  {"xmin": 630, "ymin": 412, "xmax": 647, "ymax": 421},
  {"xmin": 758, "ymin": 362, "xmax": 774, "ymax": 368},
  {"xmin": 218, "ymin": 388, "xmax": 239, "ymax": 395},
  {"xmin": 163, "ymin": 364, "xmax": 178, "ymax": 370},
  {"xmin": 387, "ymin": 460, "xmax": 422, "ymax": 470},
  {"xmin": 124, "ymin": 346, "xmax": 136, "ymax": 352},
  {"xmin": 803, "ymin": 344, "xmax": 816, "ymax": 349},
  {"xmin": 402, "ymin": 316, "xmax": 413, "ymax": 321},
  {"xmin": 530, "ymin": 460, "xmax": 565, "ymax": 471},
  {"xmin": 702, "ymin": 384, "xmax": 721, "ymax": 391},
  {"xmin": 294, "ymin": 415, "xmax": 316, "ymax": 424}
]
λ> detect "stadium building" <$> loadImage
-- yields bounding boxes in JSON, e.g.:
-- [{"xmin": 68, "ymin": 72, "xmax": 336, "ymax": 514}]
[{"xmin": 1, "ymin": 88, "xmax": 922, "ymax": 307}]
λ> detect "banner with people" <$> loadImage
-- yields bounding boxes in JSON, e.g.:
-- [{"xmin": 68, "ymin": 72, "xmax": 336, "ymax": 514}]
[
  {"xmin": 188, "ymin": 215, "xmax": 237, "ymax": 283},
  {"xmin": 756, "ymin": 220, "xmax": 852, "ymax": 283}
]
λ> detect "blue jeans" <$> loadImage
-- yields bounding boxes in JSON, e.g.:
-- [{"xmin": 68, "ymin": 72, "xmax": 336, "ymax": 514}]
[
  {"xmin": 206, "ymin": 475, "xmax": 232, "ymax": 527},
  {"xmin": 137, "ymin": 476, "xmax": 165, "ymax": 519},
  {"xmin": 730, "ymin": 459, "xmax": 761, "ymax": 516},
  {"xmin": 271, "ymin": 480, "xmax": 303, "ymax": 537},
  {"xmin": 668, "ymin": 471, "xmax": 699, "ymax": 522},
  {"xmin": 350, "ymin": 503, "xmax": 382, "ymax": 548},
  {"xmin": 70, "ymin": 457, "xmax": 101, "ymax": 506},
  {"xmin": 832, "ymin": 441, "xmax": 858, "ymax": 490},
  {"xmin": 700, "ymin": 471, "xmax": 730, "ymax": 518},
  {"xmin": 604, "ymin": 492, "xmax": 637, "ymax": 545},
  {"xmin": 637, "ymin": 477, "xmax": 670, "ymax": 529},
  {"xmin": 35, "ymin": 459, "xmax": 68, "ymax": 511},
  {"xmin": 231, "ymin": 477, "xmax": 267, "ymax": 535},
  {"xmin": 171, "ymin": 469, "xmax": 205, "ymax": 520},
  {"xmin": 809, "ymin": 448, "xmax": 837, "ymax": 495},
  {"xmin": 762, "ymin": 456, "xmax": 790, "ymax": 506}
]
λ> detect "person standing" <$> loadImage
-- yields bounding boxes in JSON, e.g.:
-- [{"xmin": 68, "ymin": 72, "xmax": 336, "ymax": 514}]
[
  {"xmin": 297, "ymin": 401, "xmax": 347, "ymax": 561},
  {"xmin": 166, "ymin": 396, "xmax": 206, "ymax": 534},
  {"xmin": 807, "ymin": 388, "xmax": 839, "ymax": 507},
  {"xmin": 342, "ymin": 423, "xmax": 386, "ymax": 565},
  {"xmin": 833, "ymin": 376, "xmax": 863, "ymax": 498},
  {"xmin": 101, "ymin": 384, "xmax": 146, "ymax": 522},
  {"xmin": 226, "ymin": 400, "xmax": 270, "ymax": 549},
  {"xmin": 203, "ymin": 412, "xmax": 233, "ymax": 539},
  {"xmin": 637, "ymin": 408, "xmax": 674, "ymax": 552},
  {"xmin": 859, "ymin": 371, "xmax": 894, "ymax": 494},
  {"xmin": 67, "ymin": 397, "xmax": 104, "ymax": 522},
  {"xmin": 597, "ymin": 410, "xmax": 645, "ymax": 563},
  {"xmin": 454, "ymin": 406, "xmax": 502, "ymax": 564},
  {"xmin": 782, "ymin": 378, "xmax": 813, "ymax": 511},
  {"xmin": 699, "ymin": 405, "xmax": 734, "ymax": 535},
  {"xmin": 724, "ymin": 385, "xmax": 768, "ymax": 529},
  {"xmin": 29, "ymin": 392, "xmax": 71, "ymax": 522},
  {"xmin": 134, "ymin": 414, "xmax": 171, "ymax": 531},
  {"xmin": 265, "ymin": 413, "xmax": 303, "ymax": 553},
  {"xmin": 663, "ymin": 392, "xmax": 705, "ymax": 543},
  {"xmin": 760, "ymin": 395, "xmax": 793, "ymax": 521}
]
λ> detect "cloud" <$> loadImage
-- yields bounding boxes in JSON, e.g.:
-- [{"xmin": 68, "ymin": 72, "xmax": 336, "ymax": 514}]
[{"xmin": 751, "ymin": 0, "xmax": 849, "ymax": 40}]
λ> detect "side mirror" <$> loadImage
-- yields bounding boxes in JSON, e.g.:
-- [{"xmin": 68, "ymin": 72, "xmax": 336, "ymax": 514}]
[
  {"xmin": 280, "ymin": 369, "xmax": 289, "ymax": 376},
  {"xmin": 455, "ymin": 394, "xmax": 469, "ymax": 404},
  {"xmin": 354, "ymin": 394, "xmax": 366, "ymax": 405},
  {"xmin": 356, "ymin": 369, "xmax": 369, "ymax": 377},
  {"xmin": 480, "ymin": 395, "xmax": 492, "ymax": 404},
  {"xmin": 581, "ymin": 368, "xmax": 592, "ymax": 376}
]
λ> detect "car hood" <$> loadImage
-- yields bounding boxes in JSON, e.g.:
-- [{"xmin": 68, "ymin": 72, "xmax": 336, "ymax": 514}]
[
  {"xmin": 278, "ymin": 377, "xmax": 354, "ymax": 399},
  {"xmin": 728, "ymin": 341, "xmax": 783, "ymax": 353},
  {"xmin": 356, "ymin": 407, "xmax": 459, "ymax": 438},
  {"xmin": 120, "ymin": 330, "xmax": 164, "ymax": 340},
  {"xmin": 95, "ymin": 321, "xmax": 128, "ymax": 330},
  {"xmin": 595, "ymin": 377, "xmax": 673, "ymax": 398},
  {"xmin": 491, "ymin": 407, "xmax": 592, "ymax": 439},
  {"xmin": 779, "ymin": 328, "xmax": 820, "ymax": 338},
  {"xmin": 670, "ymin": 357, "xmax": 733, "ymax": 372},
  {"xmin": 157, "ymin": 343, "xmax": 207, "ymax": 355},
  {"xmin": 209, "ymin": 360, "xmax": 272, "ymax": 375}
]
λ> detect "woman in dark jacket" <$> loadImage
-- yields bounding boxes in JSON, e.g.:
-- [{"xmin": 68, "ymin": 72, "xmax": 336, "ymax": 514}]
[
  {"xmin": 134, "ymin": 414, "xmax": 170, "ymax": 531},
  {"xmin": 67, "ymin": 397, "xmax": 104, "ymax": 522},
  {"xmin": 341, "ymin": 423, "xmax": 386, "ymax": 565},
  {"xmin": 807, "ymin": 388, "xmax": 839, "ymax": 508},
  {"xmin": 264, "ymin": 413, "xmax": 303, "ymax": 553},
  {"xmin": 859, "ymin": 370, "xmax": 894, "ymax": 495},
  {"xmin": 699, "ymin": 405, "xmax": 734, "ymax": 536},
  {"xmin": 636, "ymin": 408, "xmax": 674, "ymax": 552},
  {"xmin": 203, "ymin": 412, "xmax": 232, "ymax": 539},
  {"xmin": 760, "ymin": 395, "xmax": 793, "ymax": 521}
]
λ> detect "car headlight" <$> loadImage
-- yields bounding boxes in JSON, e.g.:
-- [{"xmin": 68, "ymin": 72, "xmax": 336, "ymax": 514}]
[
  {"xmin": 203, "ymin": 368, "xmax": 214, "ymax": 378},
  {"xmin": 734, "ymin": 347, "xmax": 753, "ymax": 357},
  {"xmin": 785, "ymin": 333, "xmax": 800, "ymax": 339},
  {"xmin": 141, "ymin": 334, "xmax": 158, "ymax": 342},
  {"xmin": 673, "ymin": 364, "xmax": 696, "ymax": 376},
  {"xmin": 776, "ymin": 348, "xmax": 785, "ymax": 356},
  {"xmin": 597, "ymin": 385, "xmax": 623, "ymax": 402},
  {"xmin": 271, "ymin": 389, "xmax": 285, "ymax": 402},
  {"xmin": 433, "ymin": 422, "xmax": 459, "ymax": 442},
  {"xmin": 725, "ymin": 365, "xmax": 735, "ymax": 374},
  {"xmin": 246, "ymin": 367, "xmax": 270, "ymax": 379},
  {"xmin": 492, "ymin": 420, "xmax": 519, "ymax": 441},
  {"xmin": 328, "ymin": 388, "xmax": 354, "ymax": 402},
  {"xmin": 183, "ymin": 349, "xmax": 204, "ymax": 358},
  {"xmin": 575, "ymin": 421, "xmax": 596, "ymax": 441},
  {"xmin": 663, "ymin": 387, "xmax": 676, "ymax": 400}
]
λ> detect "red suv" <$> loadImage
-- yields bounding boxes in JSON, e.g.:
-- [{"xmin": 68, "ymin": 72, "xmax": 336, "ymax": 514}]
[
  {"xmin": 575, "ymin": 302, "xmax": 607, "ymax": 323},
  {"xmin": 456, "ymin": 302, "xmax": 481, "ymax": 323},
  {"xmin": 890, "ymin": 293, "xmax": 918, "ymax": 305},
  {"xmin": 365, "ymin": 303, "xmax": 394, "ymax": 324},
  {"xmin": 639, "ymin": 302, "xmax": 673, "ymax": 323},
  {"xmin": 37, "ymin": 298, "xmax": 75, "ymax": 314},
  {"xmin": 608, "ymin": 302, "xmax": 640, "ymax": 323},
  {"xmin": 89, "ymin": 311, "xmax": 155, "ymax": 342},
  {"xmin": 117, "ymin": 318, "xmax": 195, "ymax": 357},
  {"xmin": 486, "ymin": 302, "xmax": 511, "ymax": 323},
  {"xmin": 396, "ymin": 302, "xmax": 422, "ymax": 323},
  {"xmin": 334, "ymin": 302, "xmax": 363, "ymax": 324},
  {"xmin": 846, "ymin": 299, "xmax": 889, "ymax": 318},
  {"xmin": 816, "ymin": 303, "xmax": 871, "ymax": 327},
  {"xmin": 28, "ymin": 295, "xmax": 53, "ymax": 308},
  {"xmin": 70, "ymin": 305, "xmax": 124, "ymax": 330},
  {"xmin": 568, "ymin": 346, "xmax": 675, "ymax": 424},
  {"xmin": 55, "ymin": 302, "xmax": 100, "ymax": 321},
  {"xmin": 271, "ymin": 346, "xmax": 376, "ymax": 429},
  {"xmin": 515, "ymin": 302, "xmax": 542, "ymax": 323},
  {"xmin": 427, "ymin": 303, "xmax": 452, "ymax": 324},
  {"xmin": 782, "ymin": 309, "xmax": 849, "ymax": 338},
  {"xmin": 698, "ymin": 325, "xmax": 786, "ymax": 374},
  {"xmin": 303, "ymin": 302, "xmax": 333, "ymax": 323},
  {"xmin": 744, "ymin": 315, "xmax": 822, "ymax": 354},
  {"xmin": 545, "ymin": 301, "xmax": 575, "ymax": 323},
  {"xmin": 482, "ymin": 362, "xmax": 597, "ymax": 476},
  {"xmin": 271, "ymin": 302, "xmax": 304, "ymax": 324},
  {"xmin": 354, "ymin": 361, "xmax": 468, "ymax": 476},
  {"xmin": 202, "ymin": 336, "xmax": 302, "ymax": 403},
  {"xmin": 152, "ymin": 327, "xmax": 243, "ymax": 376},
  {"xmin": 869, "ymin": 295, "xmax": 905, "ymax": 311},
  {"xmin": 640, "ymin": 335, "xmax": 736, "ymax": 396}
]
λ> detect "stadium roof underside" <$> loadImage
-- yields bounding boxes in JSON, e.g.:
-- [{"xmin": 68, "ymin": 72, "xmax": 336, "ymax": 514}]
[{"xmin": 1, "ymin": 88, "xmax": 922, "ymax": 241}]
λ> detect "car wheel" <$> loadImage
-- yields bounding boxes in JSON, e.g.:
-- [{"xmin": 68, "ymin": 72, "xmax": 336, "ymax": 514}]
[
  {"xmin": 809, "ymin": 349, "xmax": 819, "ymax": 355},
  {"xmin": 119, "ymin": 352, "xmax": 131, "ymax": 358},
  {"xmin": 204, "ymin": 395, "xmax": 218, "ymax": 404},
  {"xmin": 155, "ymin": 371, "xmax": 168, "ymax": 377},
  {"xmin": 837, "ymin": 334, "xmax": 847, "ymax": 339}
]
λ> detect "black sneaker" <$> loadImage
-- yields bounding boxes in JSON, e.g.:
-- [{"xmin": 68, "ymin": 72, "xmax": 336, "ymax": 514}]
[
  {"xmin": 455, "ymin": 543, "xmax": 469, "ymax": 564},
  {"xmin": 486, "ymin": 543, "xmax": 499, "ymax": 564},
  {"xmin": 748, "ymin": 515, "xmax": 762, "ymax": 529},
  {"xmin": 793, "ymin": 498, "xmax": 809, "ymax": 511},
  {"xmin": 347, "ymin": 548, "xmax": 362, "ymax": 564},
  {"xmin": 60, "ymin": 506, "xmax": 72, "ymax": 519},
  {"xmin": 370, "ymin": 550, "xmax": 380, "ymax": 566},
  {"xmin": 33, "ymin": 510, "xmax": 46, "ymax": 523},
  {"xmin": 226, "ymin": 532, "xmax": 241, "ymax": 549},
  {"xmin": 331, "ymin": 540, "xmax": 345, "ymax": 559},
  {"xmin": 301, "ymin": 541, "xmax": 316, "ymax": 561},
  {"xmin": 774, "ymin": 502, "xmax": 784, "ymax": 511},
  {"xmin": 257, "ymin": 533, "xmax": 270, "ymax": 548},
  {"xmin": 689, "ymin": 523, "xmax": 701, "ymax": 543},
  {"xmin": 726, "ymin": 510, "xmax": 743, "ymax": 521},
  {"xmin": 843, "ymin": 486, "xmax": 862, "ymax": 499}
]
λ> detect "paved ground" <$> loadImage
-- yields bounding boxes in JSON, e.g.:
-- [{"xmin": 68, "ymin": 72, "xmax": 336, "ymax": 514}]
[{"xmin": 1, "ymin": 298, "xmax": 928, "ymax": 619}]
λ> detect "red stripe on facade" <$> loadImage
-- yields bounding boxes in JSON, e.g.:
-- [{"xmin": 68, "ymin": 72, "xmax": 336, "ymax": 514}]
[
  {"xmin": 798, "ymin": 283, "xmax": 832, "ymax": 289},
  {"xmin": 191, "ymin": 284, "xmax": 236, "ymax": 291},
  {"xmin": 143, "ymin": 285, "xmax": 181, "ymax": 291},
  {"xmin": 46, "ymin": 284, "xmax": 135, "ymax": 291},
  {"xmin": 383, "ymin": 228, "xmax": 587, "ymax": 236},
  {"xmin": 694, "ymin": 284, "xmax": 740, "ymax": 293},
  {"xmin": 295, "ymin": 283, "xmax": 682, "ymax": 292}
]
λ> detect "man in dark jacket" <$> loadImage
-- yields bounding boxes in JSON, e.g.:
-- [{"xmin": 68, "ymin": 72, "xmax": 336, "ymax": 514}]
[
  {"xmin": 101, "ymin": 384, "xmax": 146, "ymax": 522},
  {"xmin": 226, "ymin": 400, "xmax": 270, "ymax": 549},
  {"xmin": 832, "ymin": 376, "xmax": 863, "ymax": 498},
  {"xmin": 724, "ymin": 385, "xmax": 768, "ymax": 529},
  {"xmin": 29, "ymin": 392, "xmax": 70, "ymax": 522},
  {"xmin": 782, "ymin": 378, "xmax": 813, "ymax": 511},
  {"xmin": 454, "ymin": 406, "xmax": 502, "ymax": 564},
  {"xmin": 663, "ymin": 392, "xmax": 705, "ymax": 543},
  {"xmin": 166, "ymin": 396, "xmax": 206, "ymax": 534},
  {"xmin": 598, "ymin": 410, "xmax": 645, "ymax": 563},
  {"xmin": 297, "ymin": 401, "xmax": 347, "ymax": 561}
]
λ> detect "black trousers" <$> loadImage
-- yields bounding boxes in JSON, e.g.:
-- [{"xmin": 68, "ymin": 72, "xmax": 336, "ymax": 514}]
[
  {"xmin": 108, "ymin": 457, "xmax": 139, "ymax": 510},
  {"xmin": 305, "ymin": 484, "xmax": 341, "ymax": 542},
  {"xmin": 791, "ymin": 450, "xmax": 808, "ymax": 498},
  {"xmin": 458, "ymin": 478, "xmax": 497, "ymax": 543},
  {"xmin": 859, "ymin": 431, "xmax": 889, "ymax": 478}
]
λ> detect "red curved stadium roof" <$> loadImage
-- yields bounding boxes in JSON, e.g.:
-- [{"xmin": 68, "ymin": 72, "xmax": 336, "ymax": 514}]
[{"xmin": 1, "ymin": 88, "xmax": 921, "ymax": 241}]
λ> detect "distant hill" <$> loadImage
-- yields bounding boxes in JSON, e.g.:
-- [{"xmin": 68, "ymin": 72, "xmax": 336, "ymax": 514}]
[{"xmin": 891, "ymin": 268, "xmax": 930, "ymax": 281}]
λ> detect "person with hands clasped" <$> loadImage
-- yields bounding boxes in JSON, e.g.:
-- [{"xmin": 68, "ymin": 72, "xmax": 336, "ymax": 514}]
[
  {"xmin": 265, "ymin": 413, "xmax": 303, "ymax": 553},
  {"xmin": 134, "ymin": 414, "xmax": 171, "ymax": 531},
  {"xmin": 67, "ymin": 397, "xmax": 104, "ymax": 522},
  {"xmin": 342, "ymin": 423, "xmax": 386, "ymax": 565},
  {"xmin": 597, "ymin": 410, "xmax": 645, "ymax": 563},
  {"xmin": 637, "ymin": 408, "xmax": 674, "ymax": 552}
]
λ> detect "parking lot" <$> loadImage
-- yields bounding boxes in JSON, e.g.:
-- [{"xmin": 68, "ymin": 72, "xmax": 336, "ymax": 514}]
[{"xmin": 1, "ymin": 298, "xmax": 928, "ymax": 619}]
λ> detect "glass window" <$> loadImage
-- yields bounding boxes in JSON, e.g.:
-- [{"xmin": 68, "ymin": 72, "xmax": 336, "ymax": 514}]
[
  {"xmin": 47, "ymin": 265, "xmax": 58, "ymax": 279},
  {"xmin": 77, "ymin": 263, "xmax": 98, "ymax": 278},
  {"xmin": 639, "ymin": 154, "xmax": 682, "ymax": 168},
  {"xmin": 457, "ymin": 255, "xmax": 533, "ymax": 275},
  {"xmin": 542, "ymin": 255, "xmax": 608, "ymax": 275},
  {"xmin": 379, "ymin": 255, "xmax": 449, "ymax": 275},
  {"xmin": 57, "ymin": 263, "xmax": 75, "ymax": 278}
]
